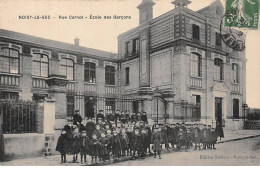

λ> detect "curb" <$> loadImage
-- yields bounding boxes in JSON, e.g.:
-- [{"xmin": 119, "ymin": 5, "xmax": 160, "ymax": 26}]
[{"xmin": 217, "ymin": 134, "xmax": 260, "ymax": 144}]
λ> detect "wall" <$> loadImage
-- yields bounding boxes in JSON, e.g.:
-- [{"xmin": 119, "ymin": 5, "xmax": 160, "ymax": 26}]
[{"xmin": 3, "ymin": 133, "xmax": 45, "ymax": 160}]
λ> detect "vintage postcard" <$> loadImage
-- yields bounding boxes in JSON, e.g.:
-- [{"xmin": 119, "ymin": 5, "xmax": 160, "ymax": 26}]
[{"xmin": 0, "ymin": 0, "xmax": 259, "ymax": 166}]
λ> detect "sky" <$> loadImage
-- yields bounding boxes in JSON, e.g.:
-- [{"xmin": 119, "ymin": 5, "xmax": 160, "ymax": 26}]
[{"xmin": 0, "ymin": 0, "xmax": 259, "ymax": 108}]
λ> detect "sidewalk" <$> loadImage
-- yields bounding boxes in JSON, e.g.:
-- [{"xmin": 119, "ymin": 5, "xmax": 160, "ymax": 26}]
[
  {"xmin": 1, "ymin": 129, "xmax": 260, "ymax": 166},
  {"xmin": 217, "ymin": 129, "xmax": 260, "ymax": 143}
]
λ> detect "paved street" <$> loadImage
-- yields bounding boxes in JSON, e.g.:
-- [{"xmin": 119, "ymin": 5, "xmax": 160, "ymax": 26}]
[
  {"xmin": 1, "ymin": 136, "xmax": 260, "ymax": 166},
  {"xmin": 110, "ymin": 136, "xmax": 260, "ymax": 166}
]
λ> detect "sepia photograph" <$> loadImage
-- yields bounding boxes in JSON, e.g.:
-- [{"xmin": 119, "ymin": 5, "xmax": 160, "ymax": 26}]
[{"xmin": 0, "ymin": 0, "xmax": 259, "ymax": 166}]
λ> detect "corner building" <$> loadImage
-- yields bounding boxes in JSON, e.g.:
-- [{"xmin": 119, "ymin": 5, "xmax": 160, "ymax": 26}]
[{"xmin": 118, "ymin": 0, "xmax": 246, "ymax": 129}]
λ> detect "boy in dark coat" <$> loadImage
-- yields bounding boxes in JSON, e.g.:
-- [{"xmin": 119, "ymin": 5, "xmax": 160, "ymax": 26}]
[
  {"xmin": 130, "ymin": 113, "xmax": 136, "ymax": 123},
  {"xmin": 112, "ymin": 130, "xmax": 122, "ymax": 159},
  {"xmin": 125, "ymin": 110, "xmax": 131, "ymax": 124},
  {"xmin": 90, "ymin": 134, "xmax": 101, "ymax": 164},
  {"xmin": 106, "ymin": 110, "xmax": 115, "ymax": 123},
  {"xmin": 177, "ymin": 127, "xmax": 186, "ymax": 150},
  {"xmin": 71, "ymin": 127, "xmax": 81, "ymax": 163},
  {"xmin": 151, "ymin": 125, "xmax": 162, "ymax": 159},
  {"xmin": 79, "ymin": 130, "xmax": 90, "ymax": 164},
  {"xmin": 56, "ymin": 130, "xmax": 69, "ymax": 164},
  {"xmin": 114, "ymin": 110, "xmax": 121, "ymax": 122},
  {"xmin": 200, "ymin": 124, "xmax": 208, "ymax": 150},
  {"xmin": 210, "ymin": 127, "xmax": 217, "ymax": 149},
  {"xmin": 96, "ymin": 110, "xmax": 105, "ymax": 122},
  {"xmin": 132, "ymin": 129, "xmax": 143, "ymax": 160},
  {"xmin": 126, "ymin": 127, "xmax": 134, "ymax": 156},
  {"xmin": 120, "ymin": 128, "xmax": 129, "ymax": 156},
  {"xmin": 145, "ymin": 123, "xmax": 152, "ymax": 153},
  {"xmin": 105, "ymin": 129, "xmax": 113, "ymax": 158},
  {"xmin": 100, "ymin": 132, "xmax": 110, "ymax": 161},
  {"xmin": 193, "ymin": 124, "xmax": 201, "ymax": 150},
  {"xmin": 85, "ymin": 118, "xmax": 95, "ymax": 139},
  {"xmin": 141, "ymin": 112, "xmax": 148, "ymax": 124},
  {"xmin": 141, "ymin": 128, "xmax": 149, "ymax": 158}
]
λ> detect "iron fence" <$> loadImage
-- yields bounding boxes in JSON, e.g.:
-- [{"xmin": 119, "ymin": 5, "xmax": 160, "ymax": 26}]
[{"xmin": 0, "ymin": 99, "xmax": 37, "ymax": 134}]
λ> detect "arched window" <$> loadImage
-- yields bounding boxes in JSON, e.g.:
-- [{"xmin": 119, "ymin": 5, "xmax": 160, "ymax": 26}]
[
  {"xmin": 84, "ymin": 62, "xmax": 96, "ymax": 83},
  {"xmin": 232, "ymin": 63, "xmax": 239, "ymax": 83},
  {"xmin": 32, "ymin": 53, "xmax": 49, "ymax": 77},
  {"xmin": 191, "ymin": 53, "xmax": 202, "ymax": 77},
  {"xmin": 214, "ymin": 58, "xmax": 224, "ymax": 80},
  {"xmin": 105, "ymin": 66, "xmax": 115, "ymax": 85},
  {"xmin": 0, "ymin": 48, "xmax": 19, "ymax": 74},
  {"xmin": 60, "ymin": 58, "xmax": 74, "ymax": 81}
]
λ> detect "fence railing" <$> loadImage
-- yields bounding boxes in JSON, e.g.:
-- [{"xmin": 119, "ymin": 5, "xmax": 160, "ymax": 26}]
[{"xmin": 0, "ymin": 99, "xmax": 37, "ymax": 134}]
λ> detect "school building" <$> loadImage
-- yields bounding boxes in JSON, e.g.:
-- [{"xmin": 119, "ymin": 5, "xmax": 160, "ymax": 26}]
[{"xmin": 0, "ymin": 0, "xmax": 247, "ymax": 159}]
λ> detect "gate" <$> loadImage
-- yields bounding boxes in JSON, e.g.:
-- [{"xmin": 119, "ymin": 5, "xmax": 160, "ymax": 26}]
[
  {"xmin": 66, "ymin": 92, "xmax": 139, "ymax": 120},
  {"xmin": 0, "ymin": 99, "xmax": 37, "ymax": 134}
]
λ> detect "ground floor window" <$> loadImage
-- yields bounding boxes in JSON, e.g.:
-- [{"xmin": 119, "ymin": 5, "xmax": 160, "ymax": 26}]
[{"xmin": 85, "ymin": 96, "xmax": 95, "ymax": 118}]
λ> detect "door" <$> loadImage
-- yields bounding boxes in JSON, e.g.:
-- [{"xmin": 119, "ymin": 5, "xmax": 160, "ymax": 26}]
[{"xmin": 215, "ymin": 97, "xmax": 223, "ymax": 127}]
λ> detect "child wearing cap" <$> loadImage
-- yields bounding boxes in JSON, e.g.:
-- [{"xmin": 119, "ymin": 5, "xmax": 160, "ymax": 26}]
[
  {"xmin": 100, "ymin": 132, "xmax": 110, "ymax": 161},
  {"xmin": 126, "ymin": 127, "xmax": 134, "ymax": 156},
  {"xmin": 200, "ymin": 124, "xmax": 208, "ymax": 150},
  {"xmin": 71, "ymin": 127, "xmax": 81, "ymax": 163},
  {"xmin": 90, "ymin": 134, "xmax": 101, "ymax": 164},
  {"xmin": 56, "ymin": 130, "xmax": 69, "ymax": 164},
  {"xmin": 79, "ymin": 130, "xmax": 90, "ymax": 164},
  {"xmin": 151, "ymin": 125, "xmax": 162, "ymax": 159},
  {"xmin": 112, "ymin": 130, "xmax": 122, "ymax": 159},
  {"xmin": 132, "ymin": 129, "xmax": 143, "ymax": 160},
  {"xmin": 120, "ymin": 128, "xmax": 129, "ymax": 156},
  {"xmin": 209, "ymin": 127, "xmax": 217, "ymax": 149},
  {"xmin": 193, "ymin": 124, "xmax": 201, "ymax": 150}
]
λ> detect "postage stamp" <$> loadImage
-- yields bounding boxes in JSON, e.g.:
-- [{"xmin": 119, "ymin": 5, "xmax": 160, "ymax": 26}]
[{"xmin": 224, "ymin": 0, "xmax": 259, "ymax": 29}]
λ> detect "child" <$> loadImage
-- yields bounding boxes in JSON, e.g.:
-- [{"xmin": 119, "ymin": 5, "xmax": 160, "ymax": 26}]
[
  {"xmin": 200, "ymin": 124, "xmax": 208, "ymax": 150},
  {"xmin": 141, "ymin": 129, "xmax": 149, "ymax": 159},
  {"xmin": 210, "ymin": 127, "xmax": 217, "ymax": 149},
  {"xmin": 56, "ymin": 130, "xmax": 69, "ymax": 164},
  {"xmin": 177, "ymin": 127, "xmax": 186, "ymax": 151},
  {"xmin": 112, "ymin": 130, "xmax": 122, "ymax": 159},
  {"xmin": 126, "ymin": 127, "xmax": 134, "ymax": 156},
  {"xmin": 120, "ymin": 128, "xmax": 129, "ymax": 156},
  {"xmin": 193, "ymin": 124, "xmax": 201, "ymax": 150},
  {"xmin": 151, "ymin": 125, "xmax": 162, "ymax": 159},
  {"xmin": 90, "ymin": 134, "xmax": 101, "ymax": 164},
  {"xmin": 132, "ymin": 129, "xmax": 142, "ymax": 160},
  {"xmin": 71, "ymin": 127, "xmax": 81, "ymax": 163},
  {"xmin": 79, "ymin": 130, "xmax": 90, "ymax": 164},
  {"xmin": 105, "ymin": 129, "xmax": 113, "ymax": 160},
  {"xmin": 100, "ymin": 132, "xmax": 109, "ymax": 161}
]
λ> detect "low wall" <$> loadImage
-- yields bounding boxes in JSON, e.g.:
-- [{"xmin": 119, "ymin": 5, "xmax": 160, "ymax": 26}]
[
  {"xmin": 225, "ymin": 119, "xmax": 244, "ymax": 130},
  {"xmin": 3, "ymin": 133, "xmax": 45, "ymax": 160}
]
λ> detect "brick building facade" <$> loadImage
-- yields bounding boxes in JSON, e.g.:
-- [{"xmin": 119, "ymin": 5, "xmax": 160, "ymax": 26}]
[{"xmin": 0, "ymin": 0, "xmax": 246, "ymax": 132}]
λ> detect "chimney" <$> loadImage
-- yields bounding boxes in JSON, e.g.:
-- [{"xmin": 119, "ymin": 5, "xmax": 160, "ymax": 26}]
[
  {"xmin": 74, "ymin": 37, "xmax": 79, "ymax": 46},
  {"xmin": 137, "ymin": 0, "xmax": 155, "ymax": 25}
]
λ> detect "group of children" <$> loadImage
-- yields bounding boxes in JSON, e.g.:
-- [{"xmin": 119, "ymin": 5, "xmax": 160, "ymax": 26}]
[{"xmin": 56, "ymin": 110, "xmax": 219, "ymax": 164}]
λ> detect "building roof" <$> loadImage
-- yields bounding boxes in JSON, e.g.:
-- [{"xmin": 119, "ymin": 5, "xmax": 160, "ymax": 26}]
[{"xmin": 0, "ymin": 29, "xmax": 117, "ymax": 59}]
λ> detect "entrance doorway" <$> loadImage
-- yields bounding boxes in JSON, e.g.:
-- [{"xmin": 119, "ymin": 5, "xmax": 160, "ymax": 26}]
[{"xmin": 215, "ymin": 97, "xmax": 223, "ymax": 127}]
